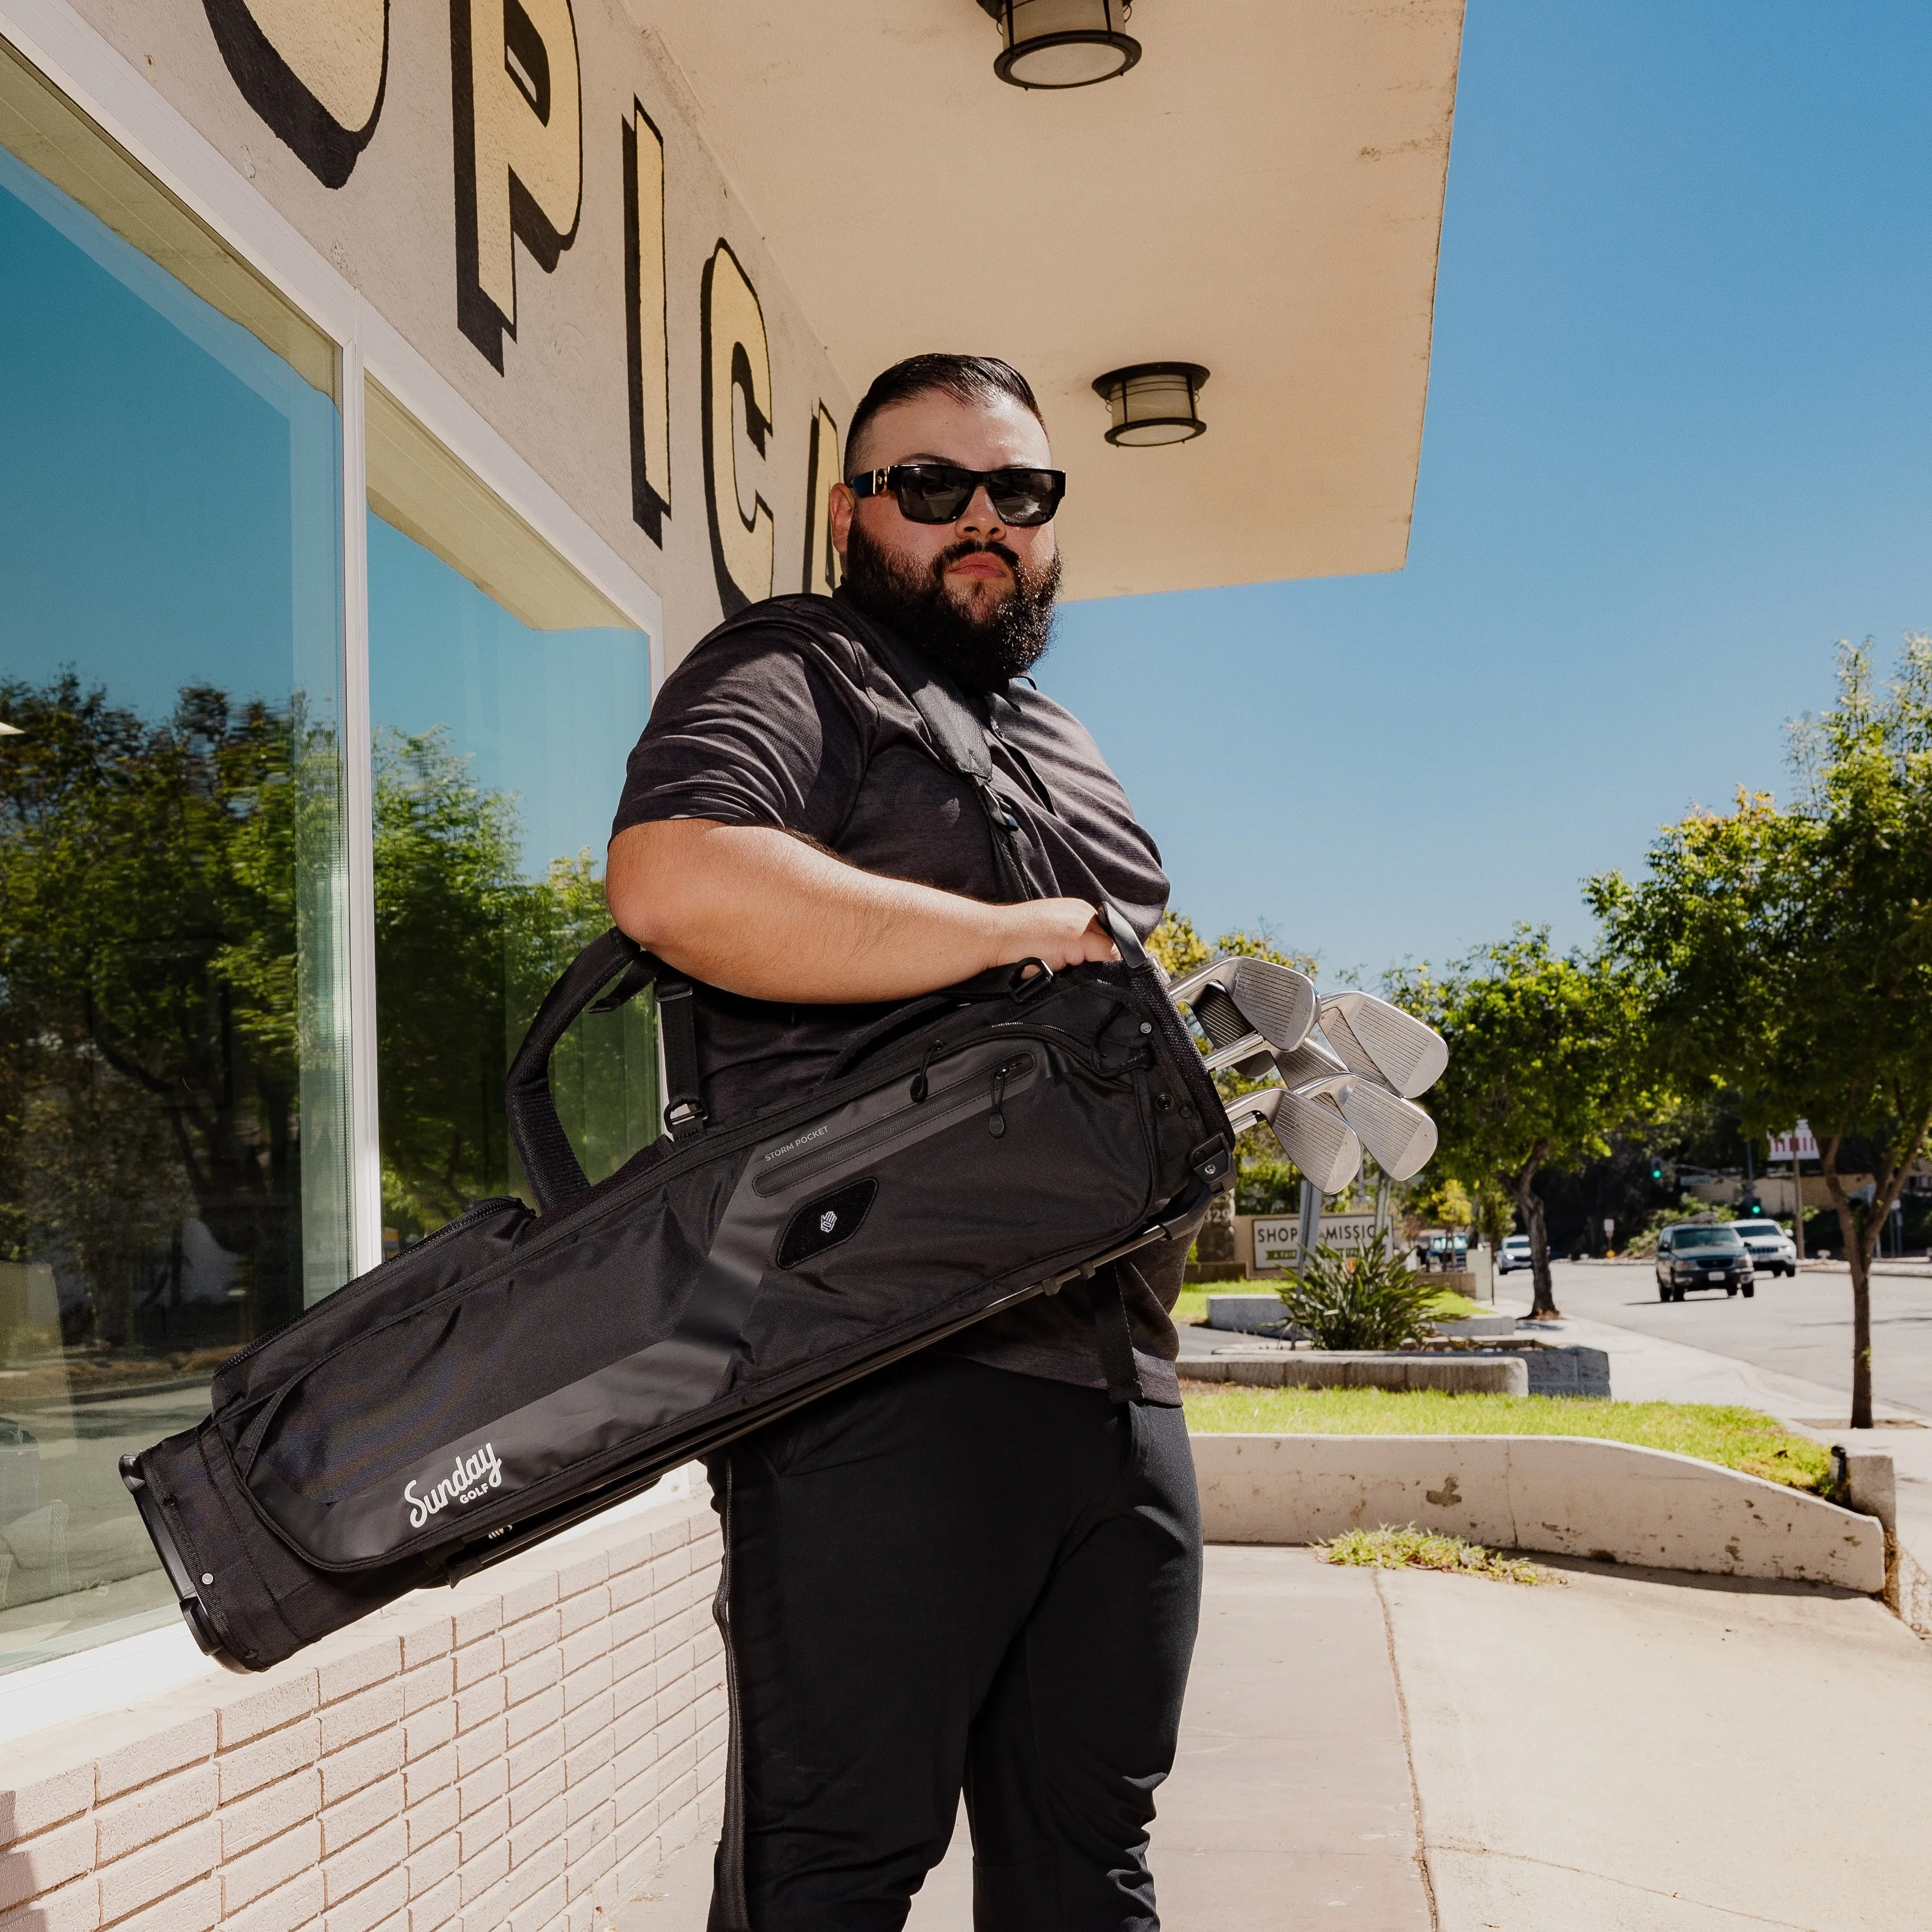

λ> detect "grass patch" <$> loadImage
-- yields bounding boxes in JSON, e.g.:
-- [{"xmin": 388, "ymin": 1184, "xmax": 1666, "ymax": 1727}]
[
  {"xmin": 1424, "ymin": 1290, "xmax": 1484, "ymax": 1321},
  {"xmin": 1171, "ymin": 1287, "xmax": 1215, "ymax": 1327},
  {"xmin": 1181, "ymin": 1385, "xmax": 1835, "ymax": 1493},
  {"xmin": 1317, "ymin": 1524, "xmax": 1554, "ymax": 1586}
]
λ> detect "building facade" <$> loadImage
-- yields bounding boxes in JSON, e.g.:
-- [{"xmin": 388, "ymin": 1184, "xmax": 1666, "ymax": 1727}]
[{"xmin": 0, "ymin": 2, "xmax": 1462, "ymax": 1922}]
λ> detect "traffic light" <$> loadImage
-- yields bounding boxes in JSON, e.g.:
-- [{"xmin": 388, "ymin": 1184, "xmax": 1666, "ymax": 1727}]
[{"xmin": 1651, "ymin": 1162, "xmax": 1663, "ymax": 1182}]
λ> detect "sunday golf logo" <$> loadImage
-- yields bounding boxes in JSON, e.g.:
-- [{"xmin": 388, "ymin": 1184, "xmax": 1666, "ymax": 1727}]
[{"xmin": 404, "ymin": 1442, "xmax": 503, "ymax": 1528}]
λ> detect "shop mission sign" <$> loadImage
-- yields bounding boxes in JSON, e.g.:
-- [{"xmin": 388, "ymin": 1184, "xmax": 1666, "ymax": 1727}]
[{"xmin": 77, "ymin": 0, "xmax": 849, "ymax": 651}]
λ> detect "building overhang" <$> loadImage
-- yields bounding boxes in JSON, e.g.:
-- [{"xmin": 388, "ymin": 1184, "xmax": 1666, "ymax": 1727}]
[{"xmin": 641, "ymin": 0, "xmax": 1466, "ymax": 599}]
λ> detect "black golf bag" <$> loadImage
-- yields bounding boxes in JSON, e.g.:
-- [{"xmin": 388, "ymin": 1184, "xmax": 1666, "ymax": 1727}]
[{"xmin": 120, "ymin": 901, "xmax": 1230, "ymax": 1671}]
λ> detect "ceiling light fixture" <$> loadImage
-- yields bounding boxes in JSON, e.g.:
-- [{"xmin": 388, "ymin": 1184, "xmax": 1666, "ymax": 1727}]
[
  {"xmin": 1092, "ymin": 363, "xmax": 1209, "ymax": 446},
  {"xmin": 977, "ymin": 0, "xmax": 1141, "ymax": 91}
]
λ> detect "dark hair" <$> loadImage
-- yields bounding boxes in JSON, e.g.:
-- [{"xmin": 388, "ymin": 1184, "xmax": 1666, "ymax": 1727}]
[{"xmin": 845, "ymin": 354, "xmax": 1046, "ymax": 478}]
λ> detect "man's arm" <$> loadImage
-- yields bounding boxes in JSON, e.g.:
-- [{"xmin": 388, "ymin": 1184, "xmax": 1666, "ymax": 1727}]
[{"xmin": 606, "ymin": 819, "xmax": 1118, "ymax": 1002}]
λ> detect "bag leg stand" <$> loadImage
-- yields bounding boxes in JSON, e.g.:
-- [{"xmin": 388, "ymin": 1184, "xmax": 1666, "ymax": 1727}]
[{"xmin": 707, "ymin": 1457, "xmax": 752, "ymax": 1932}]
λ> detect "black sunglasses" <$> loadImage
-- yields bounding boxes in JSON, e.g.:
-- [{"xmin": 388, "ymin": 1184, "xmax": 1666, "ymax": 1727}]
[{"xmin": 849, "ymin": 462, "xmax": 1066, "ymax": 527}]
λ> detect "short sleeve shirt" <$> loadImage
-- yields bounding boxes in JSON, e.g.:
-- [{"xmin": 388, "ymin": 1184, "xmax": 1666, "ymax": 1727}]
[{"xmin": 612, "ymin": 591, "xmax": 1192, "ymax": 1401}]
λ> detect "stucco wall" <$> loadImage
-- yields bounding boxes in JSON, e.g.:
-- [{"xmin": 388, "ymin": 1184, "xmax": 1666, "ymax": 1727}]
[{"xmin": 0, "ymin": 1489, "xmax": 724, "ymax": 1932}]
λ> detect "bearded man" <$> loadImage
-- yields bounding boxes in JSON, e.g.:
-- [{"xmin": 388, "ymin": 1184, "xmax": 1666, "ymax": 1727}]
[{"xmin": 607, "ymin": 354, "xmax": 1202, "ymax": 1931}]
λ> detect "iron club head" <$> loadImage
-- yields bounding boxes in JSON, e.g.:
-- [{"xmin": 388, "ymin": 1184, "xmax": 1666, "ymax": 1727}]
[
  {"xmin": 1315, "ymin": 992, "xmax": 1448, "ymax": 1100},
  {"xmin": 1293, "ymin": 1074, "xmax": 1438, "ymax": 1183},
  {"xmin": 1169, "ymin": 957, "xmax": 1317, "ymax": 1057},
  {"xmin": 1222, "ymin": 1085, "xmax": 1362, "ymax": 1196}
]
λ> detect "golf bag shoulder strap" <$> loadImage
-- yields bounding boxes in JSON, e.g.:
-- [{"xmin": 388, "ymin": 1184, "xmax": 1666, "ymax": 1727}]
[
  {"xmin": 1087, "ymin": 1258, "xmax": 1148, "ymax": 1404},
  {"xmin": 857, "ymin": 623, "xmax": 1043, "ymax": 905},
  {"xmin": 698, "ymin": 596, "xmax": 1046, "ymax": 904},
  {"xmin": 505, "ymin": 929, "xmax": 703, "ymax": 1217}
]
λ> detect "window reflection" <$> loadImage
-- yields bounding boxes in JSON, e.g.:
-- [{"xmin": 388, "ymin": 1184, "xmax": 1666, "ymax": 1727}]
[
  {"xmin": 365, "ymin": 392, "xmax": 657, "ymax": 1246},
  {"xmin": 0, "ymin": 53, "xmax": 346, "ymax": 1672}
]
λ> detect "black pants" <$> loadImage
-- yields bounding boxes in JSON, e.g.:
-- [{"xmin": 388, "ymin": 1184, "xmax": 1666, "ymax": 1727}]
[{"xmin": 705, "ymin": 1353, "xmax": 1202, "ymax": 1931}]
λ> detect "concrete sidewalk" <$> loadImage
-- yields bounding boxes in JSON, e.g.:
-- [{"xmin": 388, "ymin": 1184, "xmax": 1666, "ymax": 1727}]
[{"xmin": 613, "ymin": 1544, "xmax": 1931, "ymax": 1930}]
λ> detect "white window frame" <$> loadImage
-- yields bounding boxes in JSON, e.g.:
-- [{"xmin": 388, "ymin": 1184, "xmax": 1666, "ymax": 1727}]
[{"xmin": 0, "ymin": 0, "xmax": 666, "ymax": 1288}]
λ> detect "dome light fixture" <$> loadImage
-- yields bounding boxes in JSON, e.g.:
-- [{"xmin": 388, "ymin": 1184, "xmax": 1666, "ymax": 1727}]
[
  {"xmin": 976, "ymin": 0, "xmax": 1141, "ymax": 91},
  {"xmin": 1092, "ymin": 362, "xmax": 1209, "ymax": 447}
]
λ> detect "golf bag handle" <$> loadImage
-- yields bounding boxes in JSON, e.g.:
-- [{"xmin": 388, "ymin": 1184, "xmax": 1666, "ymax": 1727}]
[
  {"xmin": 505, "ymin": 927, "xmax": 702, "ymax": 1218},
  {"xmin": 1096, "ymin": 900, "xmax": 1149, "ymax": 971}
]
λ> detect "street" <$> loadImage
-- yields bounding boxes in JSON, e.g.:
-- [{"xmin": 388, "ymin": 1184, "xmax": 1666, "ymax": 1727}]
[{"xmin": 1523, "ymin": 1258, "xmax": 1932, "ymax": 1418}]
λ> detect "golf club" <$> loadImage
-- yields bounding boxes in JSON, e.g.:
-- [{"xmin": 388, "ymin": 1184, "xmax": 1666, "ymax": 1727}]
[
  {"xmin": 1221, "ymin": 1085, "xmax": 1363, "ymax": 1195},
  {"xmin": 1292, "ymin": 1075, "xmax": 1439, "ymax": 1183},
  {"xmin": 1168, "ymin": 957, "xmax": 1317, "ymax": 1076},
  {"xmin": 1270, "ymin": 1034, "xmax": 1349, "ymax": 1090},
  {"xmin": 1315, "ymin": 992, "xmax": 1447, "ymax": 1100}
]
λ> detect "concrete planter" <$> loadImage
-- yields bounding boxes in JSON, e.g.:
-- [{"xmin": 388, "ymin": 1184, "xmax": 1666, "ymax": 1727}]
[
  {"xmin": 1204, "ymin": 1292, "xmax": 1291, "ymax": 1333},
  {"xmin": 1432, "ymin": 1314, "xmax": 1520, "ymax": 1338},
  {"xmin": 1190, "ymin": 1432, "xmax": 1886, "ymax": 1591},
  {"xmin": 1184, "ymin": 1350, "xmax": 1529, "ymax": 1396}
]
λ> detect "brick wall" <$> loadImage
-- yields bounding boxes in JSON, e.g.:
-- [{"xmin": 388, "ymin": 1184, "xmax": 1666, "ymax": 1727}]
[{"xmin": 0, "ymin": 1489, "xmax": 725, "ymax": 1932}]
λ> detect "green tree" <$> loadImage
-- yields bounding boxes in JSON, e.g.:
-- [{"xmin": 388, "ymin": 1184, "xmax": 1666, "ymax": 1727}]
[
  {"xmin": 1389, "ymin": 930, "xmax": 1650, "ymax": 1316},
  {"xmin": 0, "ymin": 675, "xmax": 316, "ymax": 1342},
  {"xmin": 372, "ymin": 728, "xmax": 639, "ymax": 1239},
  {"xmin": 1589, "ymin": 640, "xmax": 1932, "ymax": 1426}
]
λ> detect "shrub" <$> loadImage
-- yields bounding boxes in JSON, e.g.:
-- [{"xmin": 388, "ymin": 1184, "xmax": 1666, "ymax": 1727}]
[{"xmin": 1277, "ymin": 1242, "xmax": 1441, "ymax": 1350}]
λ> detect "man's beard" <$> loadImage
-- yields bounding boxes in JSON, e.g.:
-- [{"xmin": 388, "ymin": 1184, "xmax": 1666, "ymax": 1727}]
[{"xmin": 841, "ymin": 520, "xmax": 1061, "ymax": 695}]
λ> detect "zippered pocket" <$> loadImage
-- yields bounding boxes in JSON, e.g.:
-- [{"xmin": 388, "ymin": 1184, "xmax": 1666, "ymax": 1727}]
[
  {"xmin": 216, "ymin": 1195, "xmax": 531, "ymax": 1380},
  {"xmin": 752, "ymin": 1046, "xmax": 1039, "ymax": 1197}
]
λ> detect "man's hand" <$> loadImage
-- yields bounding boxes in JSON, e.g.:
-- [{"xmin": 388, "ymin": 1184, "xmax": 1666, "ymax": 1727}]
[
  {"xmin": 988, "ymin": 898, "xmax": 1120, "ymax": 974},
  {"xmin": 607, "ymin": 819, "xmax": 1118, "ymax": 1003}
]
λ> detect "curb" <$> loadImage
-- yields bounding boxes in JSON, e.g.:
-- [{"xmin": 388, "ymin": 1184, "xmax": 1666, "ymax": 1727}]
[{"xmin": 1189, "ymin": 1432, "xmax": 1886, "ymax": 1591}]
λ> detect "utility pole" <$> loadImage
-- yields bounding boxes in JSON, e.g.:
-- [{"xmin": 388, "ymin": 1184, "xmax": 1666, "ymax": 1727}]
[
  {"xmin": 1296, "ymin": 1176, "xmax": 1319, "ymax": 1271},
  {"xmin": 1792, "ymin": 1144, "xmax": 1805, "ymax": 1261}
]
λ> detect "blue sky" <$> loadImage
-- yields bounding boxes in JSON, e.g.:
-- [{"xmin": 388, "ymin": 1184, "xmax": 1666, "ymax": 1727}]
[{"xmin": 1042, "ymin": 1, "xmax": 1932, "ymax": 983}]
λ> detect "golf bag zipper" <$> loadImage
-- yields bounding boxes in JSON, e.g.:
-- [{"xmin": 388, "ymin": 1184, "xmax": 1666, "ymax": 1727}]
[
  {"xmin": 215, "ymin": 1195, "xmax": 529, "ymax": 1377},
  {"xmin": 754, "ymin": 1049, "xmax": 1038, "ymax": 1195}
]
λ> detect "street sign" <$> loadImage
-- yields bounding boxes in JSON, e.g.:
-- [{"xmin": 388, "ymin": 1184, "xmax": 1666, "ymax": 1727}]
[
  {"xmin": 1254, "ymin": 1211, "xmax": 1382, "ymax": 1272},
  {"xmin": 1767, "ymin": 1121, "xmax": 1818, "ymax": 1163}
]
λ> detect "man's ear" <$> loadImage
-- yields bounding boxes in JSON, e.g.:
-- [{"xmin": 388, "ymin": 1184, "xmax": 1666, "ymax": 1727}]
[{"xmin": 829, "ymin": 480, "xmax": 857, "ymax": 558}]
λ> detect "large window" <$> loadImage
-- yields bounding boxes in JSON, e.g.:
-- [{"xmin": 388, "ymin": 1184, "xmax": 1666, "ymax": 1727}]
[
  {"xmin": 0, "ymin": 44, "xmax": 348, "ymax": 1669},
  {"xmin": 365, "ymin": 384, "xmax": 658, "ymax": 1246}
]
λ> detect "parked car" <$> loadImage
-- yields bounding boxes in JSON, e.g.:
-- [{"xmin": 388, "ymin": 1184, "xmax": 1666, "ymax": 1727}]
[
  {"xmin": 1729, "ymin": 1217, "xmax": 1798, "ymax": 1278},
  {"xmin": 1654, "ymin": 1224, "xmax": 1754, "ymax": 1301},
  {"xmin": 1499, "ymin": 1234, "xmax": 1533, "ymax": 1274}
]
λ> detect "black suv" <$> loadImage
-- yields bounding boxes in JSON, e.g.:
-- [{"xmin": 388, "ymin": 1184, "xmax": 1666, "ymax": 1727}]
[{"xmin": 1655, "ymin": 1223, "xmax": 1755, "ymax": 1302}]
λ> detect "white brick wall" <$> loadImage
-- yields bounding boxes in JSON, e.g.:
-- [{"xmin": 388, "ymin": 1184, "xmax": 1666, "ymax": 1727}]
[{"xmin": 0, "ymin": 1492, "xmax": 727, "ymax": 1932}]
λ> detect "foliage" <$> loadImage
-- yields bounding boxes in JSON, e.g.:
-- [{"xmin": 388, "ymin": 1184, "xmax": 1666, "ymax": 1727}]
[
  {"xmin": 370, "ymin": 729, "xmax": 624, "ymax": 1238},
  {"xmin": 0, "ymin": 675, "xmax": 321, "ymax": 1342},
  {"xmin": 1386, "ymin": 929, "xmax": 1653, "ymax": 1315},
  {"xmin": 1623, "ymin": 1197, "xmax": 1736, "ymax": 1259},
  {"xmin": 1316, "ymin": 1525, "xmax": 1553, "ymax": 1585},
  {"xmin": 0, "ymin": 678, "xmax": 650, "ymax": 1360},
  {"xmin": 1179, "ymin": 1386, "xmax": 1836, "ymax": 1492},
  {"xmin": 1407, "ymin": 1175, "xmax": 1472, "ymax": 1231},
  {"xmin": 1276, "ymin": 1241, "xmax": 1440, "ymax": 1350},
  {"xmin": 1589, "ymin": 638, "xmax": 1932, "ymax": 1424}
]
